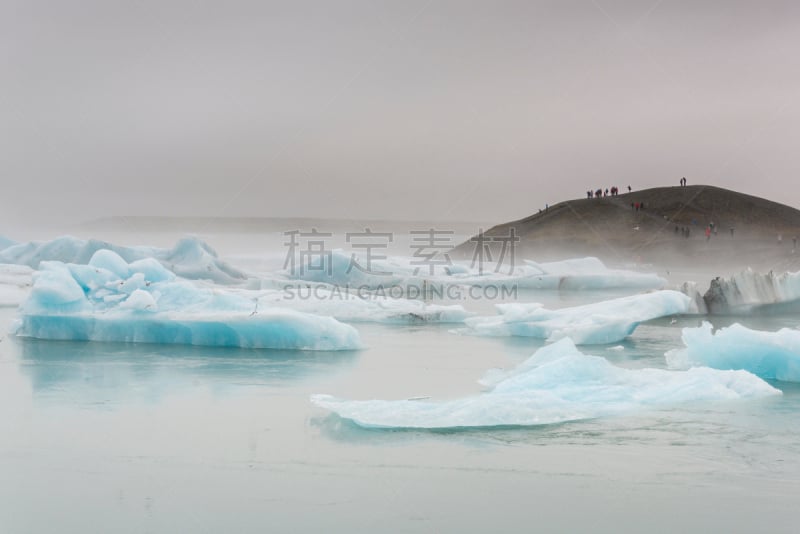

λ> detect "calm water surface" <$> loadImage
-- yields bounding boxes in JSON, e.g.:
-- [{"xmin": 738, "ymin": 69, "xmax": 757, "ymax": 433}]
[{"xmin": 1, "ymin": 257, "xmax": 800, "ymax": 532}]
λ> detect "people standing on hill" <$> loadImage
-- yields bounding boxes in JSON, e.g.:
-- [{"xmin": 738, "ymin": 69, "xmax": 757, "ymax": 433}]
[
  {"xmin": 680, "ymin": 177, "xmax": 687, "ymax": 187},
  {"xmin": 628, "ymin": 185, "xmax": 632, "ymax": 192}
]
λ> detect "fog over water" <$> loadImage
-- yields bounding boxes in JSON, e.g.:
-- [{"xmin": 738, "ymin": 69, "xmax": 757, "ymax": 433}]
[
  {"xmin": 3, "ymin": 2, "xmax": 800, "ymax": 533},
  {"xmin": 2, "ymin": 0, "xmax": 800, "ymax": 230}
]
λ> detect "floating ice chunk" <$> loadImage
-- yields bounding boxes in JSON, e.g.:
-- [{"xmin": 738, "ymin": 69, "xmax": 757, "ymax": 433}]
[
  {"xmin": 684, "ymin": 269, "xmax": 800, "ymax": 315},
  {"xmin": 312, "ymin": 338, "xmax": 779, "ymax": 429},
  {"xmin": 0, "ymin": 236, "xmax": 16, "ymax": 251},
  {"xmin": 0, "ymin": 235, "xmax": 246, "ymax": 284},
  {"xmin": 13, "ymin": 251, "xmax": 361, "ymax": 351},
  {"xmin": 119, "ymin": 289, "xmax": 158, "ymax": 311},
  {"xmin": 290, "ymin": 251, "xmax": 666, "ymax": 291},
  {"xmin": 666, "ymin": 321, "xmax": 800, "ymax": 382},
  {"xmin": 678, "ymin": 281, "xmax": 708, "ymax": 314},
  {"xmin": 127, "ymin": 258, "xmax": 174, "ymax": 283},
  {"xmin": 89, "ymin": 249, "xmax": 131, "ymax": 278},
  {"xmin": 23, "ymin": 266, "xmax": 91, "ymax": 314},
  {"xmin": 257, "ymin": 286, "xmax": 472, "ymax": 324},
  {"xmin": 0, "ymin": 264, "xmax": 33, "ymax": 307},
  {"xmin": 458, "ymin": 290, "xmax": 691, "ymax": 344}
]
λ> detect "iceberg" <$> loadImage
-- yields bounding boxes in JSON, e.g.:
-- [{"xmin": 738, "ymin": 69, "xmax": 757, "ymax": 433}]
[
  {"xmin": 465, "ymin": 257, "xmax": 667, "ymax": 291},
  {"xmin": 666, "ymin": 321, "xmax": 800, "ymax": 382},
  {"xmin": 458, "ymin": 290, "xmax": 691, "ymax": 344},
  {"xmin": 312, "ymin": 338, "xmax": 780, "ymax": 429},
  {"xmin": 0, "ymin": 264, "xmax": 32, "ymax": 307},
  {"xmin": 681, "ymin": 269, "xmax": 800, "ymax": 315},
  {"xmin": 0, "ymin": 235, "xmax": 247, "ymax": 284},
  {"xmin": 290, "ymin": 250, "xmax": 666, "ymax": 291},
  {"xmin": 0, "ymin": 235, "xmax": 16, "ymax": 251},
  {"xmin": 258, "ymin": 286, "xmax": 471, "ymax": 324},
  {"xmin": 12, "ymin": 250, "xmax": 362, "ymax": 351}
]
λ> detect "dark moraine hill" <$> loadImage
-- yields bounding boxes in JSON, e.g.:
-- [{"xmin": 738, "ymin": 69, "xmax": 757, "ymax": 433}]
[{"xmin": 452, "ymin": 185, "xmax": 800, "ymax": 268}]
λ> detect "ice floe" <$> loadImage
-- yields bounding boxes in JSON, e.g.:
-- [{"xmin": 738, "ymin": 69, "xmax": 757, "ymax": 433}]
[
  {"xmin": 457, "ymin": 290, "xmax": 691, "ymax": 344},
  {"xmin": 290, "ymin": 250, "xmax": 666, "ymax": 291},
  {"xmin": 681, "ymin": 269, "xmax": 800, "ymax": 315},
  {"xmin": 256, "ymin": 286, "xmax": 471, "ymax": 324},
  {"xmin": 0, "ymin": 264, "xmax": 33, "ymax": 307},
  {"xmin": 0, "ymin": 235, "xmax": 247, "ymax": 284},
  {"xmin": 12, "ymin": 250, "xmax": 361, "ymax": 350},
  {"xmin": 312, "ymin": 338, "xmax": 779, "ymax": 429},
  {"xmin": 666, "ymin": 321, "xmax": 800, "ymax": 382}
]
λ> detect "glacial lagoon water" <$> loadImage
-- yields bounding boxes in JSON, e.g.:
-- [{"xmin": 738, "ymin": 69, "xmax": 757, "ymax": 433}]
[{"xmin": 1, "ymin": 233, "xmax": 800, "ymax": 533}]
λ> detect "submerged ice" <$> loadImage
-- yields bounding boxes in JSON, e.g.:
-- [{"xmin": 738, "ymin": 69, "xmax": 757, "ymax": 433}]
[
  {"xmin": 459, "ymin": 290, "xmax": 691, "ymax": 344},
  {"xmin": 666, "ymin": 321, "xmax": 800, "ymax": 382},
  {"xmin": 12, "ymin": 250, "xmax": 361, "ymax": 351},
  {"xmin": 312, "ymin": 338, "xmax": 779, "ymax": 429}
]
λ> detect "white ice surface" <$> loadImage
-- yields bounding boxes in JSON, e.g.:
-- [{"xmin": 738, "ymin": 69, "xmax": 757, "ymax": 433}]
[
  {"xmin": 0, "ymin": 264, "xmax": 33, "ymax": 307},
  {"xmin": 666, "ymin": 321, "xmax": 800, "ymax": 382},
  {"xmin": 0, "ymin": 235, "xmax": 247, "ymax": 284},
  {"xmin": 290, "ymin": 250, "xmax": 666, "ymax": 291},
  {"xmin": 457, "ymin": 290, "xmax": 691, "ymax": 344},
  {"xmin": 683, "ymin": 268, "xmax": 800, "ymax": 315},
  {"xmin": 12, "ymin": 250, "xmax": 361, "ymax": 351},
  {"xmin": 312, "ymin": 338, "xmax": 780, "ymax": 429},
  {"xmin": 254, "ymin": 287, "xmax": 472, "ymax": 324}
]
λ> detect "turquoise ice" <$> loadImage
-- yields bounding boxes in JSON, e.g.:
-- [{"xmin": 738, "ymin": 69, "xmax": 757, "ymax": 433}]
[
  {"xmin": 312, "ymin": 337, "xmax": 779, "ymax": 429},
  {"xmin": 667, "ymin": 321, "xmax": 800, "ymax": 382},
  {"xmin": 12, "ymin": 250, "xmax": 362, "ymax": 351}
]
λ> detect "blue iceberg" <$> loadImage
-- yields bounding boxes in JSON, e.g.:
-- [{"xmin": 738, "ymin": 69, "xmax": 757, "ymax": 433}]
[
  {"xmin": 0, "ymin": 235, "xmax": 247, "ymax": 284},
  {"xmin": 457, "ymin": 290, "xmax": 691, "ymax": 344},
  {"xmin": 312, "ymin": 338, "xmax": 779, "ymax": 429},
  {"xmin": 666, "ymin": 321, "xmax": 800, "ymax": 382},
  {"xmin": 0, "ymin": 235, "xmax": 16, "ymax": 251},
  {"xmin": 12, "ymin": 250, "xmax": 362, "ymax": 351}
]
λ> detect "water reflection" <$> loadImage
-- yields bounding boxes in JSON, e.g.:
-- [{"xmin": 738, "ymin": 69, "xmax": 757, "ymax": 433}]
[{"xmin": 14, "ymin": 337, "xmax": 359, "ymax": 402}]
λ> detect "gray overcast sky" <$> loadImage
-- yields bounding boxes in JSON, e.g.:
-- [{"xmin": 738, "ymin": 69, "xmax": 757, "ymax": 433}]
[{"xmin": 1, "ymin": 0, "xmax": 799, "ymax": 227}]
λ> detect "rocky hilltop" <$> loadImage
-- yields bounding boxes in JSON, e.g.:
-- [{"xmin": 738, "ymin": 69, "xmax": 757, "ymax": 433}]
[{"xmin": 454, "ymin": 185, "xmax": 800, "ymax": 269}]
